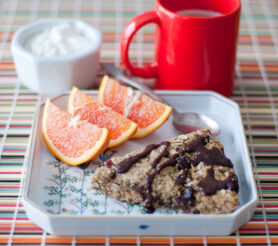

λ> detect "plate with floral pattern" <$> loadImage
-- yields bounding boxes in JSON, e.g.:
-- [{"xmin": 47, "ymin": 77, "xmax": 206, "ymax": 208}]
[{"xmin": 23, "ymin": 90, "xmax": 257, "ymax": 236}]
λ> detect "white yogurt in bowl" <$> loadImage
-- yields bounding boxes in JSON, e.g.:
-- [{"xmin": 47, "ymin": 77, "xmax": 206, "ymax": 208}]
[
  {"xmin": 25, "ymin": 23, "xmax": 93, "ymax": 57},
  {"xmin": 11, "ymin": 19, "xmax": 102, "ymax": 95}
]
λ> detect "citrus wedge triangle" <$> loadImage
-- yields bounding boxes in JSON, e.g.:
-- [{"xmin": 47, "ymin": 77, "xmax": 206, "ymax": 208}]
[
  {"xmin": 68, "ymin": 87, "xmax": 137, "ymax": 148},
  {"xmin": 42, "ymin": 99, "xmax": 109, "ymax": 166},
  {"xmin": 98, "ymin": 75, "xmax": 172, "ymax": 138}
]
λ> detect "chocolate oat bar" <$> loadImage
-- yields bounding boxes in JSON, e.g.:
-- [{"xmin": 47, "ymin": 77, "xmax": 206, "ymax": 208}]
[{"xmin": 91, "ymin": 129, "xmax": 239, "ymax": 214}]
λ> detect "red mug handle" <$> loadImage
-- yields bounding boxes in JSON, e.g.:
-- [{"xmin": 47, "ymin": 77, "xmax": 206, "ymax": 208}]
[{"xmin": 121, "ymin": 11, "xmax": 160, "ymax": 78}]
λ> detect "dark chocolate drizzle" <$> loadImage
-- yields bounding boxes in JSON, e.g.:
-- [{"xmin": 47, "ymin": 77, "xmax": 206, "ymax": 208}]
[
  {"xmin": 143, "ymin": 142, "xmax": 170, "ymax": 213},
  {"xmin": 174, "ymin": 186, "xmax": 195, "ymax": 211},
  {"xmin": 112, "ymin": 143, "xmax": 161, "ymax": 173},
  {"xmin": 193, "ymin": 209, "xmax": 200, "ymax": 214},
  {"xmin": 198, "ymin": 168, "xmax": 239, "ymax": 196},
  {"xmin": 175, "ymin": 169, "xmax": 189, "ymax": 186},
  {"xmin": 175, "ymin": 150, "xmax": 191, "ymax": 170},
  {"xmin": 143, "ymin": 148, "xmax": 193, "ymax": 213},
  {"xmin": 104, "ymin": 134, "xmax": 238, "ymax": 213},
  {"xmin": 184, "ymin": 135, "xmax": 233, "ymax": 168},
  {"xmin": 151, "ymin": 142, "xmax": 169, "ymax": 168},
  {"xmin": 104, "ymin": 141, "xmax": 170, "ymax": 174}
]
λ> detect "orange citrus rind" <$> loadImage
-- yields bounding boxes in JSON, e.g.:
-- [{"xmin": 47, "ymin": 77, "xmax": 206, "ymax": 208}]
[
  {"xmin": 42, "ymin": 98, "xmax": 109, "ymax": 166},
  {"xmin": 68, "ymin": 86, "xmax": 93, "ymax": 114},
  {"xmin": 98, "ymin": 75, "xmax": 109, "ymax": 104},
  {"xmin": 98, "ymin": 75, "xmax": 172, "ymax": 139},
  {"xmin": 68, "ymin": 87, "xmax": 137, "ymax": 148},
  {"xmin": 131, "ymin": 104, "xmax": 172, "ymax": 138}
]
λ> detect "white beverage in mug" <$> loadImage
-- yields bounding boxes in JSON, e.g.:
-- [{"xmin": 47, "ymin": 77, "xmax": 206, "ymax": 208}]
[{"xmin": 176, "ymin": 9, "xmax": 222, "ymax": 17}]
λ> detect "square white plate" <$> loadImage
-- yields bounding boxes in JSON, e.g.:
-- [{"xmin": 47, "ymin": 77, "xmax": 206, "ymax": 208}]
[{"xmin": 23, "ymin": 90, "xmax": 258, "ymax": 236}]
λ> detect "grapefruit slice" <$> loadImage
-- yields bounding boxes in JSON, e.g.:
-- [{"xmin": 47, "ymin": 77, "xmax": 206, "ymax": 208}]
[
  {"xmin": 42, "ymin": 99, "xmax": 109, "ymax": 166},
  {"xmin": 68, "ymin": 87, "xmax": 137, "ymax": 148},
  {"xmin": 98, "ymin": 75, "xmax": 172, "ymax": 138}
]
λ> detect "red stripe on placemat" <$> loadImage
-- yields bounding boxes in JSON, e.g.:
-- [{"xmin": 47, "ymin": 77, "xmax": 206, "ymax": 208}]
[{"xmin": 0, "ymin": 172, "xmax": 22, "ymax": 174}]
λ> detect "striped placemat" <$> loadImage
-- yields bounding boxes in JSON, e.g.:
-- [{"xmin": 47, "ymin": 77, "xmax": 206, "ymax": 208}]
[{"xmin": 0, "ymin": 0, "xmax": 278, "ymax": 245}]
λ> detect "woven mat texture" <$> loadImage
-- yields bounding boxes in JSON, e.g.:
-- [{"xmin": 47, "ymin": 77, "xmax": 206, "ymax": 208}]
[{"xmin": 0, "ymin": 0, "xmax": 278, "ymax": 245}]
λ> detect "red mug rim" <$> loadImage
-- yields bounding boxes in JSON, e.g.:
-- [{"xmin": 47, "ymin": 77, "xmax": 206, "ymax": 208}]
[{"xmin": 156, "ymin": 0, "xmax": 241, "ymax": 20}]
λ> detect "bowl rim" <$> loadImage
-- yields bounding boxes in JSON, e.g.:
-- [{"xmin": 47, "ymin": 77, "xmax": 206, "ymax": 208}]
[{"xmin": 11, "ymin": 18, "xmax": 102, "ymax": 62}]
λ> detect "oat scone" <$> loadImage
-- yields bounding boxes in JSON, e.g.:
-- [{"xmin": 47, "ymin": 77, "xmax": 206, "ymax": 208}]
[{"xmin": 91, "ymin": 129, "xmax": 239, "ymax": 214}]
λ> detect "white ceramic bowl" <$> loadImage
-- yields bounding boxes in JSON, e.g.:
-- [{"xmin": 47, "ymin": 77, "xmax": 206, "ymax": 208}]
[{"xmin": 11, "ymin": 19, "xmax": 102, "ymax": 95}]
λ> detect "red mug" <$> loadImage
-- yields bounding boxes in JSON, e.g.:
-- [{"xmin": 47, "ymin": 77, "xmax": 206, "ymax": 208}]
[{"xmin": 121, "ymin": 0, "xmax": 241, "ymax": 97}]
